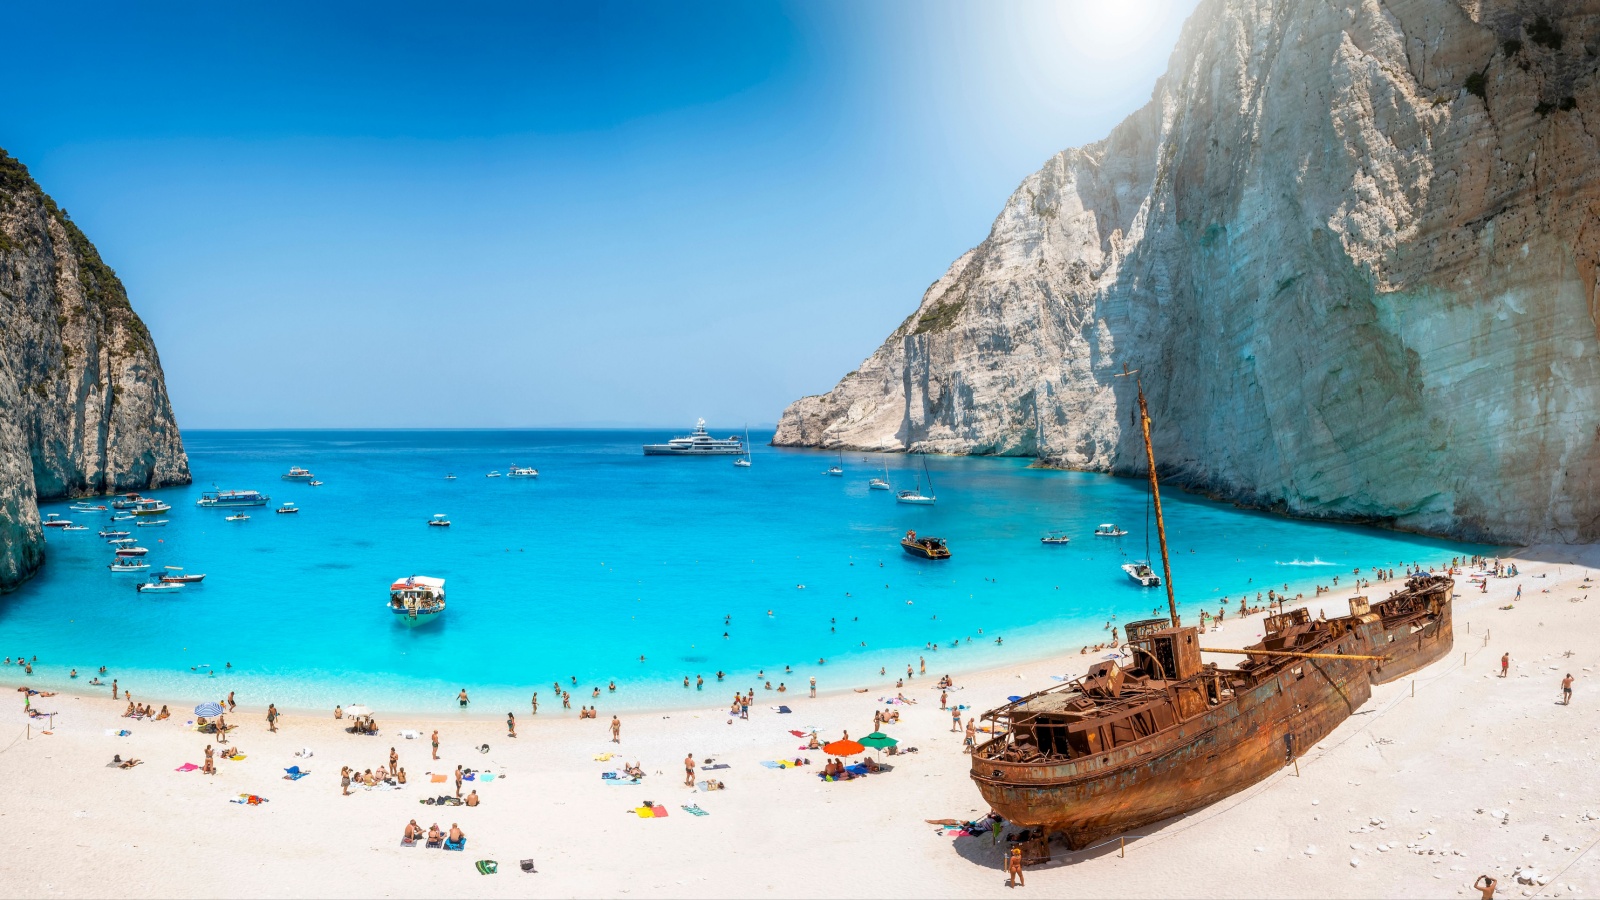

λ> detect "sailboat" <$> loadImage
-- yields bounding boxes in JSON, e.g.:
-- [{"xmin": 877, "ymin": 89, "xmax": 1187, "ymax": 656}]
[
  {"xmin": 896, "ymin": 458, "xmax": 937, "ymax": 505},
  {"xmin": 734, "ymin": 426, "xmax": 752, "ymax": 467},
  {"xmin": 825, "ymin": 449, "xmax": 843, "ymax": 476},
  {"xmin": 868, "ymin": 461, "xmax": 891, "ymax": 491}
]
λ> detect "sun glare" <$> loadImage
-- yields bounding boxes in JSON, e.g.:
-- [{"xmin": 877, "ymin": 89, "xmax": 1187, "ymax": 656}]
[{"xmin": 1058, "ymin": 0, "xmax": 1175, "ymax": 62}]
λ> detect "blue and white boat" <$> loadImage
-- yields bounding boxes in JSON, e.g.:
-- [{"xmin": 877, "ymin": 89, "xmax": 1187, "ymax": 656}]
[
  {"xmin": 196, "ymin": 489, "xmax": 269, "ymax": 508},
  {"xmin": 389, "ymin": 576, "xmax": 446, "ymax": 627},
  {"xmin": 281, "ymin": 467, "xmax": 315, "ymax": 482}
]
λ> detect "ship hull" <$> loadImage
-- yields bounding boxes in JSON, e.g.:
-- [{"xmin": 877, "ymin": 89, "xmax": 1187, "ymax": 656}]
[
  {"xmin": 642, "ymin": 446, "xmax": 744, "ymax": 455},
  {"xmin": 972, "ymin": 579, "xmax": 1453, "ymax": 849},
  {"xmin": 392, "ymin": 608, "xmax": 444, "ymax": 628}
]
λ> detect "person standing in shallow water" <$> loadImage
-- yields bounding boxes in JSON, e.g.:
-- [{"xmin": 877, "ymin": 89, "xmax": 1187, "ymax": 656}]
[
  {"xmin": 266, "ymin": 703, "xmax": 279, "ymax": 732},
  {"xmin": 507, "ymin": 712, "xmax": 516, "ymax": 738},
  {"xmin": 457, "ymin": 688, "xmax": 469, "ymax": 707}
]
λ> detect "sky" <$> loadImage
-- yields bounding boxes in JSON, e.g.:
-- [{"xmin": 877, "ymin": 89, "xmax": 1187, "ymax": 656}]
[{"xmin": 2, "ymin": 0, "xmax": 1200, "ymax": 429}]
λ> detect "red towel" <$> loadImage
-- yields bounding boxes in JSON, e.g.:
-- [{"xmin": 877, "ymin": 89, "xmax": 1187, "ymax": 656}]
[
  {"xmin": 788, "ymin": 730, "xmax": 805, "ymax": 737},
  {"xmin": 652, "ymin": 806, "xmax": 668, "ymax": 817}
]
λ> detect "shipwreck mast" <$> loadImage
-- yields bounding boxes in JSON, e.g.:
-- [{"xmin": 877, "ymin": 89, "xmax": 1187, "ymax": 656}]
[{"xmin": 1118, "ymin": 367, "xmax": 1179, "ymax": 629}]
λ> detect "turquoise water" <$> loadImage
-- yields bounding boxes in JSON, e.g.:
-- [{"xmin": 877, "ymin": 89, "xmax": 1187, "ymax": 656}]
[{"xmin": 5, "ymin": 429, "xmax": 1495, "ymax": 714}]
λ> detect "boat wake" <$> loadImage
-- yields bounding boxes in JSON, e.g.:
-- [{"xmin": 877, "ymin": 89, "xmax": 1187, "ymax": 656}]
[{"xmin": 1275, "ymin": 557, "xmax": 1337, "ymax": 566}]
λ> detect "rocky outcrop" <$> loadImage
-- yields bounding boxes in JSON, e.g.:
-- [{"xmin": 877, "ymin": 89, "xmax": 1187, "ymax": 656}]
[
  {"xmin": 777, "ymin": 0, "xmax": 1600, "ymax": 544},
  {"xmin": 0, "ymin": 148, "xmax": 189, "ymax": 591}
]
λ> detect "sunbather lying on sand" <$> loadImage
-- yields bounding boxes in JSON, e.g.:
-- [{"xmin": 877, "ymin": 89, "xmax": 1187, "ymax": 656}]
[{"xmin": 116, "ymin": 758, "xmax": 143, "ymax": 769}]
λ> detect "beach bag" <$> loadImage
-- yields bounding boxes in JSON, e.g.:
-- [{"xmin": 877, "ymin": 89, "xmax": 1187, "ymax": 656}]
[
  {"xmin": 520, "ymin": 859, "xmax": 536, "ymax": 873},
  {"xmin": 476, "ymin": 860, "xmax": 498, "ymax": 875}
]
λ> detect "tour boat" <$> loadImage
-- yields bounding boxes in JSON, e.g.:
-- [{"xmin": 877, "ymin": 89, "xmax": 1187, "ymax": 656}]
[
  {"xmin": 109, "ymin": 559, "xmax": 149, "ymax": 573},
  {"xmin": 137, "ymin": 581, "xmax": 184, "ymax": 593},
  {"xmin": 281, "ymin": 466, "xmax": 315, "ymax": 482},
  {"xmin": 276, "ymin": 502, "xmax": 299, "ymax": 515},
  {"xmin": 70, "ymin": 503, "xmax": 106, "ymax": 512},
  {"xmin": 1094, "ymin": 523, "xmax": 1128, "ymax": 537},
  {"xmin": 900, "ymin": 531, "xmax": 951, "ymax": 560},
  {"xmin": 1040, "ymin": 531, "xmax": 1071, "ymax": 545},
  {"xmin": 1122, "ymin": 561, "xmax": 1161, "ymax": 587},
  {"xmin": 225, "ymin": 513, "xmax": 250, "ymax": 522},
  {"xmin": 486, "ymin": 470, "xmax": 501, "ymax": 478},
  {"xmin": 427, "ymin": 514, "xmax": 451, "ymax": 527},
  {"xmin": 109, "ymin": 537, "xmax": 136, "ymax": 545},
  {"xmin": 507, "ymin": 466, "xmax": 539, "ymax": 478},
  {"xmin": 642, "ymin": 419, "xmax": 745, "ymax": 456},
  {"xmin": 114, "ymin": 546, "xmax": 149, "ymax": 557},
  {"xmin": 110, "ymin": 493, "xmax": 145, "ymax": 510},
  {"xmin": 389, "ymin": 576, "xmax": 446, "ymax": 627},
  {"xmin": 131, "ymin": 499, "xmax": 172, "ymax": 516},
  {"xmin": 197, "ymin": 489, "xmax": 268, "ymax": 508},
  {"xmin": 98, "ymin": 530, "xmax": 130, "ymax": 538},
  {"xmin": 136, "ymin": 519, "xmax": 169, "ymax": 527}
]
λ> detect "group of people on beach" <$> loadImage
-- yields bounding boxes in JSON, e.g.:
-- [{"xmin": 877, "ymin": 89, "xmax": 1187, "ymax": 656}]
[{"xmin": 122, "ymin": 701, "xmax": 169, "ymax": 720}]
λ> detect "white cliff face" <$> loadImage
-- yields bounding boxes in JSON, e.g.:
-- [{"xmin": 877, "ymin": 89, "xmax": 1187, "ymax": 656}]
[
  {"xmin": 0, "ymin": 149, "xmax": 190, "ymax": 590},
  {"xmin": 776, "ymin": 0, "xmax": 1600, "ymax": 544}
]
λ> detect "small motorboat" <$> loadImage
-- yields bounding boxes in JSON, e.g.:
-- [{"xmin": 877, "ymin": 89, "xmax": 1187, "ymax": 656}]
[
  {"xmin": 109, "ymin": 537, "xmax": 136, "ymax": 545},
  {"xmin": 109, "ymin": 560, "xmax": 150, "ymax": 573},
  {"xmin": 42, "ymin": 514, "xmax": 73, "ymax": 528},
  {"xmin": 225, "ymin": 513, "xmax": 250, "ymax": 522},
  {"xmin": 136, "ymin": 519, "xmax": 169, "ymax": 527},
  {"xmin": 111, "ymin": 514, "xmax": 135, "ymax": 521},
  {"xmin": 159, "ymin": 568, "xmax": 207, "ymax": 584},
  {"xmin": 281, "ymin": 466, "xmax": 315, "ymax": 482},
  {"xmin": 70, "ymin": 503, "xmax": 106, "ymax": 512},
  {"xmin": 427, "ymin": 514, "xmax": 451, "ymax": 528},
  {"xmin": 61, "ymin": 525, "xmax": 89, "ymax": 531},
  {"xmin": 1040, "ymin": 531, "xmax": 1071, "ymax": 545},
  {"xmin": 276, "ymin": 502, "xmax": 300, "ymax": 515},
  {"xmin": 445, "ymin": 474, "xmax": 457, "ymax": 480},
  {"xmin": 137, "ymin": 581, "xmax": 184, "ymax": 593},
  {"xmin": 900, "ymin": 530, "xmax": 951, "ymax": 560},
  {"xmin": 1122, "ymin": 561, "xmax": 1161, "ymax": 587},
  {"xmin": 507, "ymin": 466, "xmax": 539, "ymax": 478},
  {"xmin": 485, "ymin": 470, "xmax": 502, "ymax": 478},
  {"xmin": 308, "ymin": 480, "xmax": 325, "ymax": 487},
  {"xmin": 1094, "ymin": 523, "xmax": 1129, "ymax": 537},
  {"xmin": 98, "ymin": 530, "xmax": 130, "ymax": 538},
  {"xmin": 115, "ymin": 546, "xmax": 150, "ymax": 557}
]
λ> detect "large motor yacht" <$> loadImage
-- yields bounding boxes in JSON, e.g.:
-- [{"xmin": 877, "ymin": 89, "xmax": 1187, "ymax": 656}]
[{"xmin": 642, "ymin": 419, "xmax": 745, "ymax": 456}]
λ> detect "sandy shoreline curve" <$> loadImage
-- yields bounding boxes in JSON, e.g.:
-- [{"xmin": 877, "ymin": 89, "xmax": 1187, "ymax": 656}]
[{"xmin": 6, "ymin": 544, "xmax": 1600, "ymax": 898}]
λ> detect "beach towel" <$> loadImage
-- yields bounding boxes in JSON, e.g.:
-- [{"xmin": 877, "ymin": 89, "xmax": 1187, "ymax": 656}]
[
  {"xmin": 759, "ymin": 760, "xmax": 785, "ymax": 769},
  {"xmin": 680, "ymin": 804, "xmax": 709, "ymax": 816},
  {"xmin": 283, "ymin": 766, "xmax": 309, "ymax": 781},
  {"xmin": 594, "ymin": 753, "xmax": 614, "ymax": 761},
  {"xmin": 652, "ymin": 805, "xmax": 668, "ymax": 817},
  {"xmin": 479, "ymin": 773, "xmax": 496, "ymax": 782},
  {"xmin": 227, "ymin": 754, "xmax": 246, "ymax": 760},
  {"xmin": 775, "ymin": 705, "xmax": 792, "ymax": 713},
  {"xmin": 430, "ymin": 774, "xmax": 447, "ymax": 783},
  {"xmin": 231, "ymin": 794, "xmax": 268, "ymax": 805},
  {"xmin": 175, "ymin": 763, "xmax": 200, "ymax": 772},
  {"xmin": 475, "ymin": 860, "xmax": 498, "ymax": 875},
  {"xmin": 635, "ymin": 806, "xmax": 654, "ymax": 817},
  {"xmin": 464, "ymin": 773, "xmax": 476, "ymax": 781},
  {"xmin": 399, "ymin": 730, "xmax": 419, "ymax": 739},
  {"xmin": 606, "ymin": 777, "xmax": 641, "ymax": 786},
  {"xmin": 700, "ymin": 763, "xmax": 731, "ymax": 771}
]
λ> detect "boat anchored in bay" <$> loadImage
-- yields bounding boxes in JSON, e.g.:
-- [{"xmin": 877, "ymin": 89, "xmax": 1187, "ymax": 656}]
[
  {"xmin": 643, "ymin": 419, "xmax": 745, "ymax": 456},
  {"xmin": 900, "ymin": 530, "xmax": 951, "ymax": 560},
  {"xmin": 390, "ymin": 576, "xmax": 446, "ymax": 627}
]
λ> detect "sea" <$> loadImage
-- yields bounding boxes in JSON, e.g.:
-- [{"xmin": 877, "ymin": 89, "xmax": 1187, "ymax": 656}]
[{"xmin": 4, "ymin": 429, "xmax": 1498, "ymax": 715}]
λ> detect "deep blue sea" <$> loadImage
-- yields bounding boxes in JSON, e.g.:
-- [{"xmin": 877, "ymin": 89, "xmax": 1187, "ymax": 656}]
[{"xmin": 5, "ymin": 429, "xmax": 1495, "ymax": 714}]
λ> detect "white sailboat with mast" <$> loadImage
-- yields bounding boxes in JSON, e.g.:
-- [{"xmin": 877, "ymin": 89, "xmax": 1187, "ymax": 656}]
[
  {"xmin": 734, "ymin": 426, "xmax": 752, "ymax": 467},
  {"xmin": 896, "ymin": 457, "xmax": 937, "ymax": 505}
]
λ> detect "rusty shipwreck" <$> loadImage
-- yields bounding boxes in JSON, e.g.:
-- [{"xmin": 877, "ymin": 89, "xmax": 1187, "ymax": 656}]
[{"xmin": 968, "ymin": 373, "xmax": 1457, "ymax": 851}]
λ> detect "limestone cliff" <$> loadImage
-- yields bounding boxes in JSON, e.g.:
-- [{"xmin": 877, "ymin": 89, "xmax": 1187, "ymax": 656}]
[
  {"xmin": 0, "ymin": 148, "xmax": 189, "ymax": 591},
  {"xmin": 777, "ymin": 0, "xmax": 1600, "ymax": 544}
]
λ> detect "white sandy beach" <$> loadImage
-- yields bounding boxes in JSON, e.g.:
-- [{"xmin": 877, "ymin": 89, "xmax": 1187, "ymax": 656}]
[{"xmin": 4, "ymin": 545, "xmax": 1599, "ymax": 899}]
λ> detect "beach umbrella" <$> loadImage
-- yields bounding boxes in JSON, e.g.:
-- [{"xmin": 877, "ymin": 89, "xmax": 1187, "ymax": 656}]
[
  {"xmin": 822, "ymin": 739, "xmax": 864, "ymax": 756},
  {"xmin": 194, "ymin": 702, "xmax": 224, "ymax": 718},
  {"xmin": 859, "ymin": 732, "xmax": 898, "ymax": 750},
  {"xmin": 344, "ymin": 705, "xmax": 372, "ymax": 717}
]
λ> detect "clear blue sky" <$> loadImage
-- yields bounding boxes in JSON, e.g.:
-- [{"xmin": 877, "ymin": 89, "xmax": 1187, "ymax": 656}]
[{"xmin": 2, "ymin": 0, "xmax": 1198, "ymax": 428}]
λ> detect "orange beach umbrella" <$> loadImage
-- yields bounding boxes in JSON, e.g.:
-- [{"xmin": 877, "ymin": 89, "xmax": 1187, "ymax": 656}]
[{"xmin": 822, "ymin": 739, "xmax": 865, "ymax": 756}]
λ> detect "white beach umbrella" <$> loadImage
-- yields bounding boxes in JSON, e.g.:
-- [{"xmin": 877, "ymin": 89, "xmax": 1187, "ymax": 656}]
[{"xmin": 344, "ymin": 704, "xmax": 372, "ymax": 717}]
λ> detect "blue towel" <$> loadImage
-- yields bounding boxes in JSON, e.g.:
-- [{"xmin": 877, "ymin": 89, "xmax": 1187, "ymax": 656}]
[
  {"xmin": 759, "ymin": 760, "xmax": 785, "ymax": 769},
  {"xmin": 1006, "ymin": 695, "xmax": 1023, "ymax": 702},
  {"xmin": 776, "ymin": 705, "xmax": 792, "ymax": 714}
]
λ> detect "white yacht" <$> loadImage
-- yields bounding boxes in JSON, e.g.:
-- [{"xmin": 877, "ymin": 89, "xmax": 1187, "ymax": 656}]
[
  {"xmin": 1122, "ymin": 561, "xmax": 1161, "ymax": 587},
  {"xmin": 485, "ymin": 470, "xmax": 502, "ymax": 478},
  {"xmin": 642, "ymin": 419, "xmax": 745, "ymax": 456},
  {"xmin": 507, "ymin": 466, "xmax": 539, "ymax": 478},
  {"xmin": 276, "ymin": 502, "xmax": 300, "ymax": 515},
  {"xmin": 869, "ymin": 462, "xmax": 891, "ymax": 491},
  {"xmin": 390, "ymin": 575, "xmax": 446, "ymax": 627},
  {"xmin": 281, "ymin": 467, "xmax": 315, "ymax": 482},
  {"xmin": 197, "ymin": 489, "xmax": 267, "ymax": 509},
  {"xmin": 1094, "ymin": 523, "xmax": 1129, "ymax": 537},
  {"xmin": 895, "ymin": 458, "xmax": 938, "ymax": 505}
]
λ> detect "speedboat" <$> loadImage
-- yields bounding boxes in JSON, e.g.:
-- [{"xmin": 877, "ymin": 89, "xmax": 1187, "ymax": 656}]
[
  {"xmin": 61, "ymin": 525, "xmax": 89, "ymax": 531},
  {"xmin": 1094, "ymin": 523, "xmax": 1129, "ymax": 537},
  {"xmin": 109, "ymin": 537, "xmax": 136, "ymax": 545},
  {"xmin": 1040, "ymin": 531, "xmax": 1071, "ymax": 545},
  {"xmin": 131, "ymin": 499, "xmax": 172, "ymax": 516},
  {"xmin": 444, "ymin": 474, "xmax": 457, "ymax": 480},
  {"xmin": 1122, "ymin": 561, "xmax": 1161, "ymax": 587},
  {"xmin": 900, "ymin": 530, "xmax": 951, "ymax": 560},
  {"xmin": 98, "ymin": 530, "xmax": 130, "ymax": 538},
  {"xmin": 137, "ymin": 581, "xmax": 184, "ymax": 593},
  {"xmin": 197, "ymin": 489, "xmax": 267, "ymax": 508},
  {"xmin": 160, "ymin": 568, "xmax": 206, "ymax": 584},
  {"xmin": 224, "ymin": 513, "xmax": 250, "ymax": 522},
  {"xmin": 642, "ymin": 419, "xmax": 745, "ymax": 456},
  {"xmin": 136, "ymin": 519, "xmax": 169, "ymax": 527},
  {"xmin": 427, "ymin": 514, "xmax": 451, "ymax": 528},
  {"xmin": 115, "ymin": 546, "xmax": 149, "ymax": 557},
  {"xmin": 111, "ymin": 514, "xmax": 135, "ymax": 521},
  {"xmin": 110, "ymin": 493, "xmax": 145, "ymax": 510},
  {"xmin": 389, "ymin": 576, "xmax": 446, "ymax": 627},
  {"xmin": 70, "ymin": 503, "xmax": 106, "ymax": 512},
  {"xmin": 507, "ymin": 466, "xmax": 538, "ymax": 478},
  {"xmin": 308, "ymin": 480, "xmax": 325, "ymax": 486},
  {"xmin": 486, "ymin": 470, "xmax": 501, "ymax": 478},
  {"xmin": 42, "ymin": 514, "xmax": 72, "ymax": 529},
  {"xmin": 109, "ymin": 559, "xmax": 150, "ymax": 573},
  {"xmin": 276, "ymin": 502, "xmax": 300, "ymax": 514},
  {"xmin": 281, "ymin": 467, "xmax": 315, "ymax": 481}
]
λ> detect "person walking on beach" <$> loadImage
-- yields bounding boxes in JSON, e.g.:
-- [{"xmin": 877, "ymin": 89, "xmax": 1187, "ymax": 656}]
[
  {"xmin": 266, "ymin": 703, "xmax": 279, "ymax": 732},
  {"xmin": 227, "ymin": 691, "xmax": 236, "ymax": 712},
  {"xmin": 507, "ymin": 712, "xmax": 517, "ymax": 738},
  {"xmin": 1501, "ymin": 653, "xmax": 1510, "ymax": 678},
  {"xmin": 431, "ymin": 730, "xmax": 439, "ymax": 761},
  {"xmin": 1563, "ymin": 673, "xmax": 1574, "ymax": 705},
  {"xmin": 964, "ymin": 718, "xmax": 977, "ymax": 752},
  {"xmin": 809, "ymin": 677, "xmax": 816, "ymax": 698},
  {"xmin": 341, "ymin": 766, "xmax": 351, "ymax": 796},
  {"xmin": 610, "ymin": 715, "xmax": 621, "ymax": 743},
  {"xmin": 112, "ymin": 679, "xmax": 118, "ymax": 699},
  {"xmin": 951, "ymin": 707, "xmax": 962, "ymax": 733},
  {"xmin": 531, "ymin": 692, "xmax": 538, "ymax": 715},
  {"xmin": 1006, "ymin": 846, "xmax": 1024, "ymax": 888},
  {"xmin": 684, "ymin": 753, "xmax": 695, "ymax": 787},
  {"xmin": 940, "ymin": 689, "xmax": 948, "ymax": 710},
  {"xmin": 389, "ymin": 747, "xmax": 398, "ymax": 771},
  {"xmin": 920, "ymin": 656, "xmax": 926, "ymax": 676}
]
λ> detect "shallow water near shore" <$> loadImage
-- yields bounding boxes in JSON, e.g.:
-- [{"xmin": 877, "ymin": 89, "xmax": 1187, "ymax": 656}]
[{"xmin": 4, "ymin": 429, "xmax": 1496, "ymax": 714}]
